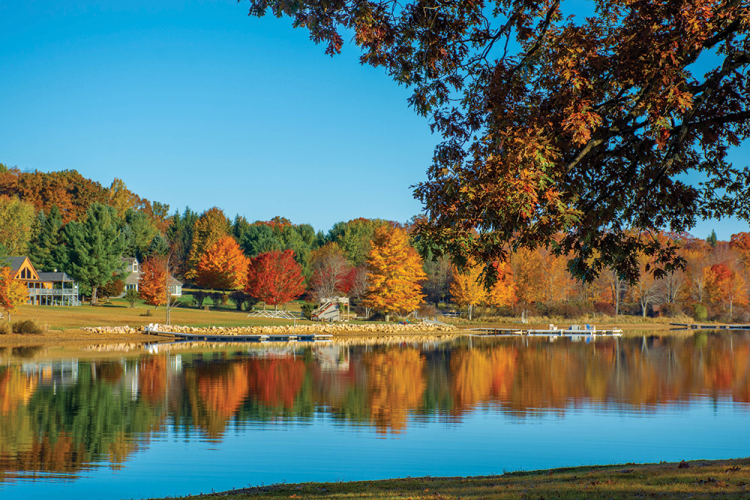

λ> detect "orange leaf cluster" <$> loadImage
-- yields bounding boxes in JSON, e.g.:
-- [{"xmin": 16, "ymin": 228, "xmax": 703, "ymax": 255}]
[{"xmin": 195, "ymin": 235, "xmax": 249, "ymax": 290}]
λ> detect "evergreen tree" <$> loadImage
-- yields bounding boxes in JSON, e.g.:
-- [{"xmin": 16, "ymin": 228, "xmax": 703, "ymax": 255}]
[
  {"xmin": 62, "ymin": 203, "xmax": 125, "ymax": 304},
  {"xmin": 29, "ymin": 205, "xmax": 68, "ymax": 272},
  {"xmin": 707, "ymin": 230, "xmax": 718, "ymax": 248}
]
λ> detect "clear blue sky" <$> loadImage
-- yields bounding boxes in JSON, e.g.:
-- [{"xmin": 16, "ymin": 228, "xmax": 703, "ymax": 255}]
[{"xmin": 0, "ymin": 0, "xmax": 747, "ymax": 239}]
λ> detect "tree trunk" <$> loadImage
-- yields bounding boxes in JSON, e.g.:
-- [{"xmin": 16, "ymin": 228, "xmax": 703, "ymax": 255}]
[
  {"xmin": 469, "ymin": 304, "xmax": 473, "ymax": 321},
  {"xmin": 91, "ymin": 285, "xmax": 98, "ymax": 305}
]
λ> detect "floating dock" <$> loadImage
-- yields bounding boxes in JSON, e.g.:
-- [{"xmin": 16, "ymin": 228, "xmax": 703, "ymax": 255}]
[
  {"xmin": 670, "ymin": 323, "xmax": 750, "ymax": 331},
  {"xmin": 144, "ymin": 326, "xmax": 333, "ymax": 343}
]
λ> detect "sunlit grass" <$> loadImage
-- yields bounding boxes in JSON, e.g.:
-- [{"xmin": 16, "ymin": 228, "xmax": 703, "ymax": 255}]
[{"xmin": 158, "ymin": 458, "xmax": 750, "ymax": 500}]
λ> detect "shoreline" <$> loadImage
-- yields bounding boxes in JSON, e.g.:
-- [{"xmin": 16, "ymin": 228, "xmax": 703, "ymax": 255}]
[
  {"xmin": 0, "ymin": 320, "xmax": 735, "ymax": 348},
  {"xmin": 153, "ymin": 457, "xmax": 750, "ymax": 499}
]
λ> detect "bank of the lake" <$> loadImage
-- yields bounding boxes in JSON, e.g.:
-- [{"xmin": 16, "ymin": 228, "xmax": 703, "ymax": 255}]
[{"xmin": 159, "ymin": 458, "xmax": 750, "ymax": 500}]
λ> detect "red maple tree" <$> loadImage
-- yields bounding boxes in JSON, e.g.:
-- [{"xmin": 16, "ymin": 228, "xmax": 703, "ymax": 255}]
[{"xmin": 245, "ymin": 250, "xmax": 305, "ymax": 309}]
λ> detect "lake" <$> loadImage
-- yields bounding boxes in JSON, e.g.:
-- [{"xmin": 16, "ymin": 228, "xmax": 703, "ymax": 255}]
[{"xmin": 1, "ymin": 332, "xmax": 749, "ymax": 499}]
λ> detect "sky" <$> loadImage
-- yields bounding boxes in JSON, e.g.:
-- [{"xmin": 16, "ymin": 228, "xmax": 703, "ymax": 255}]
[{"xmin": 0, "ymin": 0, "xmax": 747, "ymax": 239}]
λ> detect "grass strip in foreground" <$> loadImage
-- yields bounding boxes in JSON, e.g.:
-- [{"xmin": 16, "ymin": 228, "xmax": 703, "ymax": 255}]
[{"xmin": 157, "ymin": 458, "xmax": 750, "ymax": 499}]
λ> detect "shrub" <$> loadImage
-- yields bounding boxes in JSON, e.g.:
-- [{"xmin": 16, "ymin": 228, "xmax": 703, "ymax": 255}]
[
  {"xmin": 660, "ymin": 303, "xmax": 682, "ymax": 318},
  {"xmin": 301, "ymin": 302, "xmax": 318, "ymax": 320},
  {"xmin": 210, "ymin": 292, "xmax": 227, "ymax": 310},
  {"xmin": 693, "ymin": 303, "xmax": 708, "ymax": 321},
  {"xmin": 192, "ymin": 291, "xmax": 209, "ymax": 308},
  {"xmin": 418, "ymin": 303, "xmax": 439, "ymax": 319},
  {"xmin": 229, "ymin": 291, "xmax": 249, "ymax": 311},
  {"xmin": 0, "ymin": 322, "xmax": 11, "ymax": 335},
  {"xmin": 594, "ymin": 302, "xmax": 616, "ymax": 316},
  {"xmin": 548, "ymin": 303, "xmax": 582, "ymax": 319},
  {"xmin": 11, "ymin": 319, "xmax": 47, "ymax": 334},
  {"xmin": 125, "ymin": 289, "xmax": 139, "ymax": 308},
  {"xmin": 101, "ymin": 278, "xmax": 125, "ymax": 300}
]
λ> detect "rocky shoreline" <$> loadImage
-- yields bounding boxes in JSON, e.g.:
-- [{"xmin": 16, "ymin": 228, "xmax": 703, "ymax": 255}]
[{"xmin": 81, "ymin": 321, "xmax": 457, "ymax": 336}]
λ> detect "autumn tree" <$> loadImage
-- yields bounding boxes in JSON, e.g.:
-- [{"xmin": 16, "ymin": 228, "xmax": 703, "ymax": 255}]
[
  {"xmin": 706, "ymin": 263, "xmax": 748, "ymax": 321},
  {"xmin": 450, "ymin": 260, "xmax": 487, "ymax": 321},
  {"xmin": 139, "ymin": 255, "xmax": 168, "ymax": 308},
  {"xmin": 328, "ymin": 218, "xmax": 393, "ymax": 267},
  {"xmin": 108, "ymin": 178, "xmax": 141, "ymax": 217},
  {"xmin": 62, "ymin": 203, "xmax": 125, "ymax": 304},
  {"xmin": 185, "ymin": 207, "xmax": 230, "ymax": 279},
  {"xmin": 487, "ymin": 261, "xmax": 516, "ymax": 309},
  {"xmin": 0, "ymin": 196, "xmax": 36, "ymax": 255},
  {"xmin": 246, "ymin": 250, "xmax": 306, "ymax": 309},
  {"xmin": 248, "ymin": 0, "xmax": 750, "ymax": 285},
  {"xmin": 0, "ymin": 266, "xmax": 28, "ymax": 321},
  {"xmin": 195, "ymin": 236, "xmax": 249, "ymax": 291},
  {"xmin": 308, "ymin": 242, "xmax": 354, "ymax": 301},
  {"xmin": 363, "ymin": 226, "xmax": 426, "ymax": 319}
]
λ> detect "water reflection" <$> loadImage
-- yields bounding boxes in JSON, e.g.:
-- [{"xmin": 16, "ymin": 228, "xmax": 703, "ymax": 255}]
[{"xmin": 0, "ymin": 333, "xmax": 749, "ymax": 484}]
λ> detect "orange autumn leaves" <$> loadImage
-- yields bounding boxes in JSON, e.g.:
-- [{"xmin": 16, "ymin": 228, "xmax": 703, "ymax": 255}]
[
  {"xmin": 450, "ymin": 259, "xmax": 516, "ymax": 316},
  {"xmin": 364, "ymin": 227, "xmax": 426, "ymax": 315},
  {"xmin": 195, "ymin": 236, "xmax": 249, "ymax": 290}
]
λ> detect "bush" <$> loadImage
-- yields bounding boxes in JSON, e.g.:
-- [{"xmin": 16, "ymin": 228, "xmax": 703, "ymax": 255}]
[
  {"xmin": 192, "ymin": 291, "xmax": 209, "ymax": 308},
  {"xmin": 101, "ymin": 278, "xmax": 125, "ymax": 299},
  {"xmin": 693, "ymin": 303, "xmax": 708, "ymax": 321},
  {"xmin": 210, "ymin": 292, "xmax": 227, "ymax": 310},
  {"xmin": 301, "ymin": 302, "xmax": 318, "ymax": 320},
  {"xmin": 547, "ymin": 303, "xmax": 583, "ymax": 319},
  {"xmin": 660, "ymin": 303, "xmax": 682, "ymax": 318},
  {"xmin": 594, "ymin": 302, "xmax": 616, "ymax": 316},
  {"xmin": 11, "ymin": 319, "xmax": 47, "ymax": 334},
  {"xmin": 0, "ymin": 322, "xmax": 11, "ymax": 335},
  {"xmin": 125, "ymin": 289, "xmax": 139, "ymax": 308},
  {"xmin": 229, "ymin": 291, "xmax": 250, "ymax": 311},
  {"xmin": 418, "ymin": 303, "xmax": 439, "ymax": 319}
]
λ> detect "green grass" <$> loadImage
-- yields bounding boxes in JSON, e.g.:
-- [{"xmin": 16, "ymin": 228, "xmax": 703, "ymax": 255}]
[{"xmin": 150, "ymin": 458, "xmax": 750, "ymax": 499}]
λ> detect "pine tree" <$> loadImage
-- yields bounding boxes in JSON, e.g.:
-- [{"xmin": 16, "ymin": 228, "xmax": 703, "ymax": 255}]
[
  {"xmin": 62, "ymin": 203, "xmax": 125, "ymax": 304},
  {"xmin": 29, "ymin": 205, "xmax": 67, "ymax": 272},
  {"xmin": 363, "ymin": 226, "xmax": 426, "ymax": 319}
]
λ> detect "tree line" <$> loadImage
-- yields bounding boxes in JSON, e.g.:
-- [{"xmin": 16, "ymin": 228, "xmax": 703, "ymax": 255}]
[{"xmin": 2, "ymin": 164, "xmax": 749, "ymax": 321}]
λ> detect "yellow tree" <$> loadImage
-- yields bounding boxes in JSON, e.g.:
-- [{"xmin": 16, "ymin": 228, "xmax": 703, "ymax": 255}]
[
  {"xmin": 363, "ymin": 226, "xmax": 426, "ymax": 320},
  {"xmin": 0, "ymin": 266, "xmax": 28, "ymax": 322},
  {"xmin": 195, "ymin": 236, "xmax": 249, "ymax": 290},
  {"xmin": 185, "ymin": 207, "xmax": 230, "ymax": 279},
  {"xmin": 487, "ymin": 261, "xmax": 517, "ymax": 308},
  {"xmin": 450, "ymin": 259, "xmax": 487, "ymax": 320}
]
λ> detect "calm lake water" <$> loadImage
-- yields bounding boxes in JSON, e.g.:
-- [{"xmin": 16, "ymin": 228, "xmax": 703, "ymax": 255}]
[{"xmin": 1, "ymin": 332, "xmax": 749, "ymax": 499}]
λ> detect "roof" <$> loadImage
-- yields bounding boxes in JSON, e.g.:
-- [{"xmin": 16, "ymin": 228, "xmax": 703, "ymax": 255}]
[
  {"xmin": 2, "ymin": 256, "xmax": 28, "ymax": 274},
  {"xmin": 37, "ymin": 272, "xmax": 76, "ymax": 283},
  {"xmin": 122, "ymin": 257, "xmax": 138, "ymax": 264},
  {"xmin": 124, "ymin": 273, "xmax": 183, "ymax": 287},
  {"xmin": 168, "ymin": 276, "xmax": 183, "ymax": 286}
]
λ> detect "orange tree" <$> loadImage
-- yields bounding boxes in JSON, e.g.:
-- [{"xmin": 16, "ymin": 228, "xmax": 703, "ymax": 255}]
[
  {"xmin": 246, "ymin": 0, "xmax": 750, "ymax": 285},
  {"xmin": 185, "ymin": 207, "xmax": 230, "ymax": 279},
  {"xmin": 246, "ymin": 250, "xmax": 305, "ymax": 309},
  {"xmin": 363, "ymin": 226, "xmax": 426, "ymax": 319},
  {"xmin": 138, "ymin": 256, "xmax": 167, "ymax": 308},
  {"xmin": 0, "ymin": 266, "xmax": 27, "ymax": 322},
  {"xmin": 195, "ymin": 235, "xmax": 249, "ymax": 291}
]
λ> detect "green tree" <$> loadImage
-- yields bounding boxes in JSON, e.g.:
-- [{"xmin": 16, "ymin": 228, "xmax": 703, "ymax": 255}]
[
  {"xmin": 0, "ymin": 196, "xmax": 36, "ymax": 255},
  {"xmin": 29, "ymin": 205, "xmax": 68, "ymax": 272},
  {"xmin": 62, "ymin": 203, "xmax": 126, "ymax": 304},
  {"xmin": 240, "ymin": 224, "xmax": 282, "ymax": 257},
  {"xmin": 122, "ymin": 209, "xmax": 158, "ymax": 260}
]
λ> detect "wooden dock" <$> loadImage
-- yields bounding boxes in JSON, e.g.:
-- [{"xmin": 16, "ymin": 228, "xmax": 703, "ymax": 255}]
[
  {"xmin": 670, "ymin": 323, "xmax": 750, "ymax": 331},
  {"xmin": 145, "ymin": 327, "xmax": 333, "ymax": 343}
]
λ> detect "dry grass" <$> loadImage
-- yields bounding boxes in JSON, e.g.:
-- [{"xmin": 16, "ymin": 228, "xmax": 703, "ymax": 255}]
[{"xmin": 159, "ymin": 458, "xmax": 750, "ymax": 500}]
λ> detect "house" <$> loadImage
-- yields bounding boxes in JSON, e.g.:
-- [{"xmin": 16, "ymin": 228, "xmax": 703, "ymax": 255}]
[
  {"xmin": 121, "ymin": 257, "xmax": 183, "ymax": 297},
  {"xmin": 2, "ymin": 256, "xmax": 81, "ymax": 306}
]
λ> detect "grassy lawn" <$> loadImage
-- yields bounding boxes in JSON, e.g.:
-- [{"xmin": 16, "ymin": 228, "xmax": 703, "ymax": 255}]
[
  {"xmin": 10, "ymin": 299, "xmax": 301, "ymax": 331},
  {"xmin": 151, "ymin": 458, "xmax": 750, "ymax": 500}
]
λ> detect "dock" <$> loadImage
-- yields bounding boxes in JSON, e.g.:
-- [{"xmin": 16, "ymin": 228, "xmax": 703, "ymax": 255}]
[
  {"xmin": 144, "ymin": 326, "xmax": 333, "ymax": 343},
  {"xmin": 467, "ymin": 326, "xmax": 623, "ymax": 337},
  {"xmin": 670, "ymin": 323, "xmax": 750, "ymax": 331}
]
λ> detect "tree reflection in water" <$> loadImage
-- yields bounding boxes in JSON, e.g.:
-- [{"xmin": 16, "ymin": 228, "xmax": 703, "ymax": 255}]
[{"xmin": 0, "ymin": 333, "xmax": 749, "ymax": 480}]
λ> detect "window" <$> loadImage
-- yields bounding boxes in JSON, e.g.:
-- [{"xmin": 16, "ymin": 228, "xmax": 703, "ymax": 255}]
[{"xmin": 133, "ymin": 263, "xmax": 138, "ymax": 272}]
